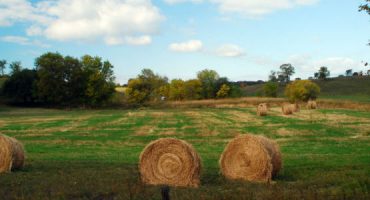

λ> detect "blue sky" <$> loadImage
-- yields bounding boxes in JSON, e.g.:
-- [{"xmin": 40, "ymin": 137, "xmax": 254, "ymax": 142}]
[{"xmin": 1, "ymin": 0, "xmax": 369, "ymax": 84}]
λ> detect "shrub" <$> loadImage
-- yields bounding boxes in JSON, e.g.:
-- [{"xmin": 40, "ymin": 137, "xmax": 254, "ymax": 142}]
[
  {"xmin": 263, "ymin": 82, "xmax": 278, "ymax": 97},
  {"xmin": 284, "ymin": 80, "xmax": 320, "ymax": 102}
]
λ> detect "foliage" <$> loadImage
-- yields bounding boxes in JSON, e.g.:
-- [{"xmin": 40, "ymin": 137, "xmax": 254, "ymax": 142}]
[
  {"xmin": 0, "ymin": 59, "xmax": 6, "ymax": 76},
  {"xmin": 317, "ymin": 66, "xmax": 330, "ymax": 79},
  {"xmin": 216, "ymin": 84, "xmax": 231, "ymax": 98},
  {"xmin": 278, "ymin": 63, "xmax": 295, "ymax": 83},
  {"xmin": 9, "ymin": 61, "xmax": 22, "ymax": 75},
  {"xmin": 2, "ymin": 69, "xmax": 38, "ymax": 104},
  {"xmin": 263, "ymin": 81, "xmax": 278, "ymax": 97},
  {"xmin": 169, "ymin": 79, "xmax": 185, "ymax": 100},
  {"xmin": 268, "ymin": 71, "xmax": 278, "ymax": 82},
  {"xmin": 345, "ymin": 69, "xmax": 353, "ymax": 77},
  {"xmin": 359, "ymin": 0, "xmax": 370, "ymax": 14},
  {"xmin": 125, "ymin": 69, "xmax": 168, "ymax": 105},
  {"xmin": 197, "ymin": 69, "xmax": 219, "ymax": 99},
  {"xmin": 285, "ymin": 80, "xmax": 320, "ymax": 102},
  {"xmin": 184, "ymin": 79, "xmax": 202, "ymax": 100}
]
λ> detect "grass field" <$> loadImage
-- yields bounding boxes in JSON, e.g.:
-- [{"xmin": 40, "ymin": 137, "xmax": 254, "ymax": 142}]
[{"xmin": 0, "ymin": 104, "xmax": 369, "ymax": 199}]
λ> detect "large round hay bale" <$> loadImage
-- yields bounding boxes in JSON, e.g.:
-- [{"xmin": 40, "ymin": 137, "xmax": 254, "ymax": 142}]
[
  {"xmin": 0, "ymin": 134, "xmax": 25, "ymax": 173},
  {"xmin": 8, "ymin": 137, "xmax": 25, "ymax": 170},
  {"xmin": 290, "ymin": 103, "xmax": 300, "ymax": 112},
  {"xmin": 307, "ymin": 100, "xmax": 317, "ymax": 109},
  {"xmin": 0, "ymin": 135, "xmax": 13, "ymax": 173},
  {"xmin": 139, "ymin": 138, "xmax": 201, "ymax": 187},
  {"xmin": 219, "ymin": 134, "xmax": 282, "ymax": 182},
  {"xmin": 282, "ymin": 104, "xmax": 293, "ymax": 115},
  {"xmin": 257, "ymin": 103, "xmax": 268, "ymax": 116}
]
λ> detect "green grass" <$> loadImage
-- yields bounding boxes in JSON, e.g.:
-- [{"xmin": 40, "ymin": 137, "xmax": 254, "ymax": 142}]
[{"xmin": 0, "ymin": 106, "xmax": 369, "ymax": 199}]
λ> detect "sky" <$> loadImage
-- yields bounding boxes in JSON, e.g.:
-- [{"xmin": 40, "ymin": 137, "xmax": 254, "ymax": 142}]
[{"xmin": 0, "ymin": 0, "xmax": 369, "ymax": 84}]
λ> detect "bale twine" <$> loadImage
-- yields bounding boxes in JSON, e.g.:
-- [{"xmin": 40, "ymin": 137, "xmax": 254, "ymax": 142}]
[
  {"xmin": 257, "ymin": 103, "xmax": 268, "ymax": 116},
  {"xmin": 290, "ymin": 103, "xmax": 300, "ymax": 112},
  {"xmin": 219, "ymin": 134, "xmax": 282, "ymax": 183},
  {"xmin": 307, "ymin": 100, "xmax": 317, "ymax": 109},
  {"xmin": 0, "ymin": 134, "xmax": 25, "ymax": 173},
  {"xmin": 139, "ymin": 138, "xmax": 201, "ymax": 187},
  {"xmin": 282, "ymin": 104, "xmax": 293, "ymax": 115}
]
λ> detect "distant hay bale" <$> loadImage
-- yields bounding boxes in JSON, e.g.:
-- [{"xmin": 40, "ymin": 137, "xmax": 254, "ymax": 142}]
[
  {"xmin": 0, "ymin": 134, "xmax": 25, "ymax": 173},
  {"xmin": 219, "ymin": 134, "xmax": 282, "ymax": 183},
  {"xmin": 139, "ymin": 138, "xmax": 201, "ymax": 187},
  {"xmin": 307, "ymin": 100, "xmax": 317, "ymax": 109},
  {"xmin": 290, "ymin": 103, "xmax": 300, "ymax": 112},
  {"xmin": 257, "ymin": 103, "xmax": 268, "ymax": 116},
  {"xmin": 282, "ymin": 104, "xmax": 293, "ymax": 115}
]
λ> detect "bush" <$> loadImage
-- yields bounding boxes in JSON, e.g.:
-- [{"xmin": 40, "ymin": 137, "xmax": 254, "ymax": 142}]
[
  {"xmin": 263, "ymin": 82, "xmax": 278, "ymax": 97},
  {"xmin": 2, "ymin": 69, "xmax": 38, "ymax": 104},
  {"xmin": 285, "ymin": 80, "xmax": 320, "ymax": 102}
]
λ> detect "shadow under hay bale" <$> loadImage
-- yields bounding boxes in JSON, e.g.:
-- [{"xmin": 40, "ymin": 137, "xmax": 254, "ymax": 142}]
[
  {"xmin": 0, "ymin": 134, "xmax": 25, "ymax": 173},
  {"xmin": 282, "ymin": 104, "xmax": 293, "ymax": 115},
  {"xmin": 219, "ymin": 134, "xmax": 282, "ymax": 183},
  {"xmin": 139, "ymin": 138, "xmax": 201, "ymax": 187},
  {"xmin": 307, "ymin": 100, "xmax": 317, "ymax": 109},
  {"xmin": 257, "ymin": 103, "xmax": 268, "ymax": 116}
]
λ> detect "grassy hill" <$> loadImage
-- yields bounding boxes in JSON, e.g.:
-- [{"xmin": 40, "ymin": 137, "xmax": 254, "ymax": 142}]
[{"xmin": 242, "ymin": 77, "xmax": 370, "ymax": 103}]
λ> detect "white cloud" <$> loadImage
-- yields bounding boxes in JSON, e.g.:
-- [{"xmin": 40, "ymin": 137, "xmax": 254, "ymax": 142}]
[
  {"xmin": 169, "ymin": 40, "xmax": 203, "ymax": 52},
  {"xmin": 215, "ymin": 44, "xmax": 245, "ymax": 57},
  {"xmin": 0, "ymin": 35, "xmax": 49, "ymax": 48},
  {"xmin": 165, "ymin": 0, "xmax": 319, "ymax": 17},
  {"xmin": 0, "ymin": 0, "xmax": 164, "ymax": 45}
]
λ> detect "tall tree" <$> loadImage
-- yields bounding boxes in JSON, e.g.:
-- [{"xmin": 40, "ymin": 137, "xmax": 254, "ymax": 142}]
[
  {"xmin": 317, "ymin": 66, "xmax": 330, "ymax": 80},
  {"xmin": 9, "ymin": 61, "xmax": 22, "ymax": 74},
  {"xmin": 359, "ymin": 0, "xmax": 370, "ymax": 15},
  {"xmin": 0, "ymin": 60, "xmax": 6, "ymax": 76},
  {"xmin": 345, "ymin": 69, "xmax": 353, "ymax": 77},
  {"xmin": 197, "ymin": 69, "xmax": 219, "ymax": 99},
  {"xmin": 268, "ymin": 71, "xmax": 278, "ymax": 82},
  {"xmin": 2, "ymin": 69, "xmax": 38, "ymax": 104},
  {"xmin": 278, "ymin": 64, "xmax": 295, "ymax": 83}
]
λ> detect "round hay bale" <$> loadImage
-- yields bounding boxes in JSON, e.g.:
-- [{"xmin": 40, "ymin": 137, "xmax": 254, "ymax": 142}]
[
  {"xmin": 290, "ymin": 103, "xmax": 300, "ymax": 112},
  {"xmin": 257, "ymin": 103, "xmax": 268, "ymax": 116},
  {"xmin": 0, "ymin": 135, "xmax": 13, "ymax": 173},
  {"xmin": 282, "ymin": 104, "xmax": 293, "ymax": 115},
  {"xmin": 219, "ymin": 134, "xmax": 281, "ymax": 183},
  {"xmin": 139, "ymin": 138, "xmax": 201, "ymax": 187},
  {"xmin": 307, "ymin": 100, "xmax": 317, "ymax": 109},
  {"xmin": 8, "ymin": 137, "xmax": 25, "ymax": 170},
  {"xmin": 255, "ymin": 136, "xmax": 282, "ymax": 178}
]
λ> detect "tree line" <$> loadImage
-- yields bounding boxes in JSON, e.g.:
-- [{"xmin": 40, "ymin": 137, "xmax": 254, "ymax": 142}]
[{"xmin": 0, "ymin": 53, "xmax": 115, "ymax": 107}]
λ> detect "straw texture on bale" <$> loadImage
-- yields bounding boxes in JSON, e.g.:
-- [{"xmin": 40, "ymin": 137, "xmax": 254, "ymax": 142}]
[
  {"xmin": 282, "ymin": 104, "xmax": 293, "ymax": 115},
  {"xmin": 257, "ymin": 103, "xmax": 268, "ymax": 116},
  {"xmin": 0, "ymin": 134, "xmax": 25, "ymax": 173},
  {"xmin": 307, "ymin": 100, "xmax": 317, "ymax": 109},
  {"xmin": 290, "ymin": 103, "xmax": 300, "ymax": 112},
  {"xmin": 219, "ymin": 134, "xmax": 282, "ymax": 183},
  {"xmin": 139, "ymin": 138, "xmax": 201, "ymax": 187}
]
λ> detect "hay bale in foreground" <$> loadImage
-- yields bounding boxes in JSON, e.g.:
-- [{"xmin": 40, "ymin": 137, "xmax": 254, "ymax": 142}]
[
  {"xmin": 219, "ymin": 134, "xmax": 282, "ymax": 183},
  {"xmin": 139, "ymin": 138, "xmax": 201, "ymax": 187},
  {"xmin": 290, "ymin": 103, "xmax": 300, "ymax": 112},
  {"xmin": 282, "ymin": 104, "xmax": 293, "ymax": 115},
  {"xmin": 257, "ymin": 103, "xmax": 268, "ymax": 116},
  {"xmin": 0, "ymin": 134, "xmax": 25, "ymax": 173},
  {"xmin": 307, "ymin": 100, "xmax": 317, "ymax": 109}
]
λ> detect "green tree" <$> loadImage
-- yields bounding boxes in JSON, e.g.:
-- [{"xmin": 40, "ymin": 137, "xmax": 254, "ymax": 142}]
[
  {"xmin": 263, "ymin": 81, "xmax": 278, "ymax": 97},
  {"xmin": 268, "ymin": 71, "xmax": 278, "ymax": 82},
  {"xmin": 360, "ymin": 0, "xmax": 370, "ymax": 14},
  {"xmin": 197, "ymin": 69, "xmax": 219, "ymax": 99},
  {"xmin": 81, "ymin": 55, "xmax": 116, "ymax": 106},
  {"xmin": 216, "ymin": 84, "xmax": 231, "ymax": 98},
  {"xmin": 2, "ymin": 69, "xmax": 38, "ymax": 104},
  {"xmin": 184, "ymin": 79, "xmax": 202, "ymax": 100},
  {"xmin": 317, "ymin": 66, "xmax": 330, "ymax": 80},
  {"xmin": 126, "ymin": 69, "xmax": 168, "ymax": 104},
  {"xmin": 0, "ymin": 60, "xmax": 6, "ymax": 76},
  {"xmin": 278, "ymin": 64, "xmax": 295, "ymax": 83},
  {"xmin": 285, "ymin": 80, "xmax": 320, "ymax": 102},
  {"xmin": 10, "ymin": 61, "xmax": 22, "ymax": 75},
  {"xmin": 169, "ymin": 79, "xmax": 185, "ymax": 100}
]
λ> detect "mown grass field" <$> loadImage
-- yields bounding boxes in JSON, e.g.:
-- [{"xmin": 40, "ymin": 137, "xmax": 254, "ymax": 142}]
[{"xmin": 0, "ymin": 104, "xmax": 369, "ymax": 199}]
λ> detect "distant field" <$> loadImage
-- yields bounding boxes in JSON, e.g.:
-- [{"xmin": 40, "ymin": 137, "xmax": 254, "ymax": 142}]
[{"xmin": 0, "ymin": 105, "xmax": 369, "ymax": 199}]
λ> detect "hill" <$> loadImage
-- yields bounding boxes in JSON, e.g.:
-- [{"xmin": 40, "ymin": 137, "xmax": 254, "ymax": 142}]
[{"xmin": 242, "ymin": 76, "xmax": 370, "ymax": 103}]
